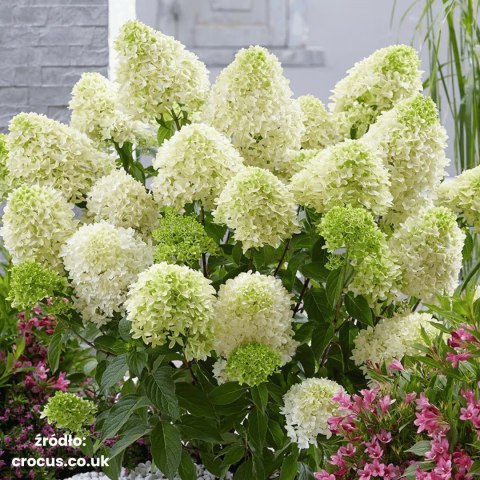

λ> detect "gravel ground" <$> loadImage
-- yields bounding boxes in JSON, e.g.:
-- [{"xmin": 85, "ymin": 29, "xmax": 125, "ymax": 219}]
[{"xmin": 66, "ymin": 461, "xmax": 233, "ymax": 480}]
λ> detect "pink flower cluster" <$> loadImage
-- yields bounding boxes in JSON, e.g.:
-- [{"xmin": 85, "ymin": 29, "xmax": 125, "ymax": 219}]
[
  {"xmin": 413, "ymin": 393, "xmax": 474, "ymax": 480},
  {"xmin": 315, "ymin": 387, "xmax": 409, "ymax": 480},
  {"xmin": 459, "ymin": 386, "xmax": 480, "ymax": 439},
  {"xmin": 446, "ymin": 325, "xmax": 479, "ymax": 368},
  {"xmin": 0, "ymin": 312, "xmax": 71, "ymax": 479}
]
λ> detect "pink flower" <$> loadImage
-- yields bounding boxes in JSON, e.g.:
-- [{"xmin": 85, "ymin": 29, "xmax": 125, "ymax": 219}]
[
  {"xmin": 404, "ymin": 392, "xmax": 417, "ymax": 405},
  {"xmin": 364, "ymin": 459, "xmax": 386, "ymax": 477},
  {"xmin": 376, "ymin": 430, "xmax": 392, "ymax": 444},
  {"xmin": 387, "ymin": 359, "xmax": 404, "ymax": 371},
  {"xmin": 426, "ymin": 436, "xmax": 450, "ymax": 461},
  {"xmin": 314, "ymin": 472, "xmax": 336, "ymax": 480},
  {"xmin": 378, "ymin": 395, "xmax": 395, "ymax": 414},
  {"xmin": 447, "ymin": 351, "xmax": 472, "ymax": 368},
  {"xmin": 54, "ymin": 372, "xmax": 70, "ymax": 391},
  {"xmin": 339, "ymin": 443, "xmax": 356, "ymax": 456}
]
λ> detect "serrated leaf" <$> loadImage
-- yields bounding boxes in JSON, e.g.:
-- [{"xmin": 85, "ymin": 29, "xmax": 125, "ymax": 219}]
[
  {"xmin": 109, "ymin": 422, "xmax": 150, "ymax": 459},
  {"xmin": 248, "ymin": 409, "xmax": 268, "ymax": 451},
  {"xmin": 178, "ymin": 415, "xmax": 223, "ymax": 443},
  {"xmin": 101, "ymin": 394, "xmax": 149, "ymax": 441},
  {"xmin": 128, "ymin": 350, "xmax": 147, "ymax": 377},
  {"xmin": 48, "ymin": 332, "xmax": 63, "ymax": 373},
  {"xmin": 151, "ymin": 421, "xmax": 182, "ymax": 480},
  {"xmin": 179, "ymin": 449, "xmax": 196, "ymax": 480},
  {"xmin": 344, "ymin": 293, "xmax": 373, "ymax": 326},
  {"xmin": 233, "ymin": 459, "xmax": 253, "ymax": 480},
  {"xmin": 209, "ymin": 382, "xmax": 247, "ymax": 405},
  {"xmin": 326, "ymin": 268, "xmax": 343, "ymax": 308},
  {"xmin": 311, "ymin": 324, "xmax": 335, "ymax": 360},
  {"xmin": 142, "ymin": 366, "xmax": 179, "ymax": 419},
  {"xmin": 279, "ymin": 451, "xmax": 299, "ymax": 480},
  {"xmin": 175, "ymin": 382, "xmax": 216, "ymax": 418},
  {"xmin": 101, "ymin": 354, "xmax": 128, "ymax": 392},
  {"xmin": 251, "ymin": 384, "xmax": 268, "ymax": 412}
]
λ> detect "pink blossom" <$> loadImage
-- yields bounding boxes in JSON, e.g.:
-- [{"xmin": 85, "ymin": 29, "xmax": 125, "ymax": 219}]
[
  {"xmin": 376, "ymin": 430, "xmax": 392, "ymax": 443},
  {"xmin": 447, "ymin": 351, "xmax": 472, "ymax": 368},
  {"xmin": 314, "ymin": 472, "xmax": 336, "ymax": 480},
  {"xmin": 388, "ymin": 359, "xmax": 404, "ymax": 371},
  {"xmin": 378, "ymin": 395, "xmax": 395, "ymax": 414},
  {"xmin": 54, "ymin": 372, "xmax": 70, "ymax": 391}
]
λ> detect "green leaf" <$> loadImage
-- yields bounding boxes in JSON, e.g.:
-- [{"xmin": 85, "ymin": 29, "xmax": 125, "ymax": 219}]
[
  {"xmin": 175, "ymin": 383, "xmax": 216, "ymax": 418},
  {"xmin": 234, "ymin": 459, "xmax": 254, "ymax": 480},
  {"xmin": 303, "ymin": 288, "xmax": 332, "ymax": 322},
  {"xmin": 344, "ymin": 293, "xmax": 373, "ymax": 326},
  {"xmin": 178, "ymin": 415, "xmax": 223, "ymax": 443},
  {"xmin": 220, "ymin": 444, "xmax": 245, "ymax": 468},
  {"xmin": 151, "ymin": 421, "xmax": 182, "ymax": 480},
  {"xmin": 101, "ymin": 394, "xmax": 149, "ymax": 441},
  {"xmin": 157, "ymin": 122, "xmax": 175, "ymax": 146},
  {"xmin": 141, "ymin": 366, "xmax": 180, "ymax": 419},
  {"xmin": 279, "ymin": 451, "xmax": 299, "ymax": 480},
  {"xmin": 300, "ymin": 261, "xmax": 329, "ymax": 283},
  {"xmin": 311, "ymin": 324, "xmax": 335, "ymax": 361},
  {"xmin": 179, "ymin": 449, "xmax": 196, "ymax": 480},
  {"xmin": 248, "ymin": 409, "xmax": 268, "ymax": 451},
  {"xmin": 326, "ymin": 268, "xmax": 343, "ymax": 308},
  {"xmin": 128, "ymin": 350, "xmax": 147, "ymax": 377},
  {"xmin": 48, "ymin": 332, "xmax": 63, "ymax": 373},
  {"xmin": 109, "ymin": 422, "xmax": 150, "ymax": 459},
  {"xmin": 405, "ymin": 440, "xmax": 434, "ymax": 456},
  {"xmin": 295, "ymin": 344, "xmax": 316, "ymax": 376},
  {"xmin": 118, "ymin": 317, "xmax": 132, "ymax": 341},
  {"xmin": 101, "ymin": 354, "xmax": 128, "ymax": 392},
  {"xmin": 251, "ymin": 384, "xmax": 268, "ymax": 412},
  {"xmin": 209, "ymin": 382, "xmax": 247, "ymax": 405},
  {"xmin": 94, "ymin": 335, "xmax": 128, "ymax": 354},
  {"xmin": 101, "ymin": 446, "xmax": 124, "ymax": 480}
]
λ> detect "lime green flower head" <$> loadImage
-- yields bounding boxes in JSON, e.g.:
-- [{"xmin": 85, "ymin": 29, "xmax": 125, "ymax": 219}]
[
  {"xmin": 281, "ymin": 378, "xmax": 344, "ymax": 449},
  {"xmin": 330, "ymin": 45, "xmax": 422, "ymax": 139},
  {"xmin": 152, "ymin": 123, "xmax": 244, "ymax": 210},
  {"xmin": 437, "ymin": 166, "xmax": 480, "ymax": 232},
  {"xmin": 291, "ymin": 140, "xmax": 392, "ymax": 216},
  {"xmin": 86, "ymin": 169, "xmax": 159, "ymax": 235},
  {"xmin": 7, "ymin": 112, "xmax": 114, "ymax": 203},
  {"xmin": 114, "ymin": 20, "xmax": 209, "ymax": 122},
  {"xmin": 1, "ymin": 185, "xmax": 77, "ymax": 271},
  {"xmin": 125, "ymin": 262, "xmax": 216, "ymax": 360},
  {"xmin": 363, "ymin": 95, "xmax": 448, "ymax": 224},
  {"xmin": 213, "ymin": 166, "xmax": 300, "ymax": 252},
  {"xmin": 203, "ymin": 46, "xmax": 303, "ymax": 176},
  {"xmin": 318, "ymin": 206, "xmax": 399, "ymax": 302},
  {"xmin": 41, "ymin": 392, "xmax": 96, "ymax": 435},
  {"xmin": 61, "ymin": 222, "xmax": 153, "ymax": 326},
  {"xmin": 153, "ymin": 209, "xmax": 218, "ymax": 266},
  {"xmin": 69, "ymin": 72, "xmax": 154, "ymax": 149},
  {"xmin": 225, "ymin": 342, "xmax": 282, "ymax": 386},
  {"xmin": 389, "ymin": 206, "xmax": 464, "ymax": 302},
  {"xmin": 298, "ymin": 95, "xmax": 340, "ymax": 150},
  {"xmin": 9, "ymin": 261, "xmax": 68, "ymax": 310}
]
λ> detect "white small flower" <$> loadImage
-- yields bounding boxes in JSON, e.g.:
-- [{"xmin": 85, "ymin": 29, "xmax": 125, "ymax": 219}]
[{"xmin": 282, "ymin": 378, "xmax": 344, "ymax": 448}]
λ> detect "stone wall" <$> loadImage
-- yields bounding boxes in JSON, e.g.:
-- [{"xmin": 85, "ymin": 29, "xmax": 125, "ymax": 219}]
[{"xmin": 0, "ymin": 0, "xmax": 109, "ymax": 131}]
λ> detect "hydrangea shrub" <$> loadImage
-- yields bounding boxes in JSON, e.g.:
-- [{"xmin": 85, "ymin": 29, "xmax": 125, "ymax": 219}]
[{"xmin": 1, "ymin": 19, "xmax": 479, "ymax": 480}]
